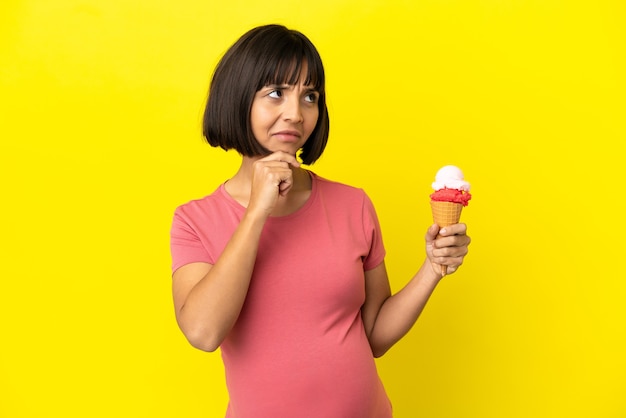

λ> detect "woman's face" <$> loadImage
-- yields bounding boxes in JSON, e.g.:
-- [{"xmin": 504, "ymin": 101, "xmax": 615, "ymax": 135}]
[{"xmin": 250, "ymin": 64, "xmax": 320, "ymax": 157}]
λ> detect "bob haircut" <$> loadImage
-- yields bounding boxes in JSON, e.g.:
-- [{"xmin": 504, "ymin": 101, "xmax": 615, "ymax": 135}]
[{"xmin": 203, "ymin": 24, "xmax": 329, "ymax": 165}]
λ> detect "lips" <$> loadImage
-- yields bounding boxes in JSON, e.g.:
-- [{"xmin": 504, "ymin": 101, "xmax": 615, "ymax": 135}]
[{"xmin": 272, "ymin": 130, "xmax": 302, "ymax": 142}]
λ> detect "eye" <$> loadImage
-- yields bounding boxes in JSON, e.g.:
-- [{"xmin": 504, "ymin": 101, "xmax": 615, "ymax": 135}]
[
  {"xmin": 304, "ymin": 92, "xmax": 319, "ymax": 104},
  {"xmin": 268, "ymin": 89, "xmax": 283, "ymax": 99}
]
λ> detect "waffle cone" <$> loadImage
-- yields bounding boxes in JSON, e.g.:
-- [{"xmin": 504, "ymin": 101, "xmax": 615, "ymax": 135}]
[
  {"xmin": 430, "ymin": 200, "xmax": 463, "ymax": 227},
  {"xmin": 430, "ymin": 200, "xmax": 463, "ymax": 277}
]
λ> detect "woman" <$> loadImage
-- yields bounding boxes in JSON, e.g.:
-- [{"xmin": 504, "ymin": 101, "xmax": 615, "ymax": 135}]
[{"xmin": 170, "ymin": 24, "xmax": 470, "ymax": 418}]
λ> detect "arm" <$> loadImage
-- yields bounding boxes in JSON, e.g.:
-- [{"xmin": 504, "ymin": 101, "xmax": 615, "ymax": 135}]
[
  {"xmin": 362, "ymin": 223, "xmax": 470, "ymax": 357},
  {"xmin": 172, "ymin": 152, "xmax": 300, "ymax": 352},
  {"xmin": 172, "ymin": 211, "xmax": 265, "ymax": 352}
]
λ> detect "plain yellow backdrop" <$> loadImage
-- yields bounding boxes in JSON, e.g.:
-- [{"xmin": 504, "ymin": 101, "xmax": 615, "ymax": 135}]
[{"xmin": 1, "ymin": 0, "xmax": 624, "ymax": 417}]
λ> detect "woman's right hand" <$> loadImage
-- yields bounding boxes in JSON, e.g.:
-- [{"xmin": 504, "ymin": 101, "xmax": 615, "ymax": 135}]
[{"xmin": 248, "ymin": 151, "xmax": 301, "ymax": 216}]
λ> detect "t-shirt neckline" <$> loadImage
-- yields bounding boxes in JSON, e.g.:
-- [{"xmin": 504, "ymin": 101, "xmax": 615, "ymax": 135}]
[{"xmin": 218, "ymin": 170, "xmax": 318, "ymax": 221}]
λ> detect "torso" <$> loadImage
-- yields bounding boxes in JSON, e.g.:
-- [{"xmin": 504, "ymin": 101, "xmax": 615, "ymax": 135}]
[{"xmin": 170, "ymin": 173, "xmax": 392, "ymax": 417}]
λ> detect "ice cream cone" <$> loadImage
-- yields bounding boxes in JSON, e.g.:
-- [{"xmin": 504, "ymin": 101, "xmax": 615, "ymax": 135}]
[{"xmin": 430, "ymin": 201, "xmax": 463, "ymax": 277}]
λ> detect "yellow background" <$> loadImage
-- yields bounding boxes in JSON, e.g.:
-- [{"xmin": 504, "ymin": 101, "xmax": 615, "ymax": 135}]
[{"xmin": 1, "ymin": 0, "xmax": 624, "ymax": 417}]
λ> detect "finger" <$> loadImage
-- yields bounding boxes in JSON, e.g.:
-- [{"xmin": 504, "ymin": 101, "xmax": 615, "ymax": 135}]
[
  {"xmin": 253, "ymin": 160, "xmax": 290, "ymax": 172},
  {"xmin": 268, "ymin": 169, "xmax": 293, "ymax": 189},
  {"xmin": 425, "ymin": 224, "xmax": 440, "ymax": 243},
  {"xmin": 438, "ymin": 223, "xmax": 467, "ymax": 237},
  {"xmin": 435, "ymin": 243, "xmax": 469, "ymax": 258},
  {"xmin": 259, "ymin": 151, "xmax": 301, "ymax": 167},
  {"xmin": 278, "ymin": 181, "xmax": 292, "ymax": 196},
  {"xmin": 277, "ymin": 171, "xmax": 294, "ymax": 194},
  {"xmin": 253, "ymin": 160, "xmax": 293, "ymax": 178},
  {"xmin": 434, "ymin": 236, "xmax": 471, "ymax": 254},
  {"xmin": 432, "ymin": 252, "xmax": 465, "ymax": 270}
]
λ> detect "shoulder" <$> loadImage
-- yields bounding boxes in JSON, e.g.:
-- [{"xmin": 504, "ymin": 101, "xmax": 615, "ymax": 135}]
[
  {"xmin": 173, "ymin": 185, "xmax": 235, "ymax": 224},
  {"xmin": 311, "ymin": 173, "xmax": 378, "ymax": 213},
  {"xmin": 175, "ymin": 185, "xmax": 227, "ymax": 212},
  {"xmin": 309, "ymin": 172, "xmax": 380, "ymax": 220},
  {"xmin": 312, "ymin": 172, "xmax": 369, "ymax": 201}
]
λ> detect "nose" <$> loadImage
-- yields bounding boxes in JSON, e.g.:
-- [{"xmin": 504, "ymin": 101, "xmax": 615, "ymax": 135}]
[{"xmin": 282, "ymin": 96, "xmax": 303, "ymax": 123}]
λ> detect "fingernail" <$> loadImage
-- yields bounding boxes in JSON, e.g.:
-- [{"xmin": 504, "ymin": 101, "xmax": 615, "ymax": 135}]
[{"xmin": 440, "ymin": 228, "xmax": 446, "ymax": 235}]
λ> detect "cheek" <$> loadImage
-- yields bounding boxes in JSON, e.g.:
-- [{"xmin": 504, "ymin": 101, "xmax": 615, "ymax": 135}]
[
  {"xmin": 250, "ymin": 107, "xmax": 270, "ymax": 133},
  {"xmin": 305, "ymin": 108, "xmax": 320, "ymax": 132}
]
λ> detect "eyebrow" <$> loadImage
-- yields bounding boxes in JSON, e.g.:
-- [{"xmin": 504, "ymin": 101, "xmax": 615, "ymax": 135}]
[{"xmin": 264, "ymin": 84, "xmax": 319, "ymax": 92}]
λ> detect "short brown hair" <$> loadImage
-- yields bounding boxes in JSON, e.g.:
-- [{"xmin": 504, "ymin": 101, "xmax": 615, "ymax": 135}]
[{"xmin": 203, "ymin": 24, "xmax": 329, "ymax": 165}]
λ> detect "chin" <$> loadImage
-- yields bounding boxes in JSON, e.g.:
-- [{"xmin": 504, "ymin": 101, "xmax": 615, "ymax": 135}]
[{"xmin": 271, "ymin": 147, "xmax": 299, "ymax": 156}]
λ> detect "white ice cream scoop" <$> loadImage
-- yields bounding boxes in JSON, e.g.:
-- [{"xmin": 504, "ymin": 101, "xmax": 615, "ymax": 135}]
[{"xmin": 432, "ymin": 165, "xmax": 470, "ymax": 191}]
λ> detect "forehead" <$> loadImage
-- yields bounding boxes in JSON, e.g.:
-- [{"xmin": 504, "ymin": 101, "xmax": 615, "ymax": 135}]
[{"xmin": 261, "ymin": 58, "xmax": 321, "ymax": 89}]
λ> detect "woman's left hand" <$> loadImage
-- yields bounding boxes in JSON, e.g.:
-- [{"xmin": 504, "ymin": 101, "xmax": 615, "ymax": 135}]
[{"xmin": 425, "ymin": 223, "xmax": 471, "ymax": 277}]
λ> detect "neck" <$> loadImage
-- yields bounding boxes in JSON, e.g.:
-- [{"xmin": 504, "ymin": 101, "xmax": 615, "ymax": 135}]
[{"xmin": 225, "ymin": 156, "xmax": 312, "ymax": 211}]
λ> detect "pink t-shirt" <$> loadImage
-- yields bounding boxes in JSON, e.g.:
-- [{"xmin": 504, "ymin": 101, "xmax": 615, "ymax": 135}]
[{"xmin": 170, "ymin": 172, "xmax": 392, "ymax": 418}]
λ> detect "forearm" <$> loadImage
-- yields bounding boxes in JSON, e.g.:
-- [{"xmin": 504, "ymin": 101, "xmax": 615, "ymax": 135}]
[
  {"xmin": 176, "ymin": 210, "xmax": 266, "ymax": 351},
  {"xmin": 368, "ymin": 261, "xmax": 441, "ymax": 357}
]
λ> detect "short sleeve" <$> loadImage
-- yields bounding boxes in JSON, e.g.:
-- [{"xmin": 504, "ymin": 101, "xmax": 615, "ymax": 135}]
[
  {"xmin": 170, "ymin": 208, "xmax": 212, "ymax": 273},
  {"xmin": 361, "ymin": 193, "xmax": 386, "ymax": 271}
]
